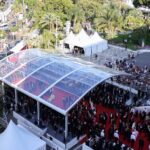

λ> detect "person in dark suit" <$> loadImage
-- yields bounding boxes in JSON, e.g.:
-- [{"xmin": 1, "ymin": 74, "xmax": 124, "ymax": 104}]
[{"xmin": 139, "ymin": 138, "xmax": 144, "ymax": 150}]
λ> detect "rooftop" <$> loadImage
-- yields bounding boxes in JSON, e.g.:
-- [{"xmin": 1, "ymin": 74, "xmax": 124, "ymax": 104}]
[{"xmin": 0, "ymin": 49, "xmax": 127, "ymax": 115}]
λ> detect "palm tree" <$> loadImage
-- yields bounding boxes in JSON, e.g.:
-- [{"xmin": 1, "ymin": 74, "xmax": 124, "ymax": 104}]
[
  {"xmin": 39, "ymin": 13, "xmax": 62, "ymax": 32},
  {"xmin": 40, "ymin": 13, "xmax": 56, "ymax": 32},
  {"xmin": 124, "ymin": 9, "xmax": 144, "ymax": 30},
  {"xmin": 39, "ymin": 13, "xmax": 63, "ymax": 49},
  {"xmin": 69, "ymin": 5, "xmax": 85, "ymax": 32},
  {"xmin": 94, "ymin": 3, "xmax": 123, "ymax": 37}
]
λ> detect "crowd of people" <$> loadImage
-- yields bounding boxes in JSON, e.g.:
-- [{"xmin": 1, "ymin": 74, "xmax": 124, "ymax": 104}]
[
  {"xmin": 17, "ymin": 92, "xmax": 37, "ymax": 120},
  {"xmin": 16, "ymin": 91, "xmax": 65, "ymax": 130},
  {"xmin": 67, "ymin": 82, "xmax": 150, "ymax": 150},
  {"xmin": 105, "ymin": 53, "xmax": 150, "ymax": 96},
  {"xmin": 3, "ymin": 85, "xmax": 15, "ymax": 113},
  {"xmin": 1, "ymin": 66, "xmax": 150, "ymax": 150}
]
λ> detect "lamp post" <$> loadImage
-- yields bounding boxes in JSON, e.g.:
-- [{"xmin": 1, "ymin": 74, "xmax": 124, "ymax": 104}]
[
  {"xmin": 0, "ymin": 34, "xmax": 2, "ymax": 52},
  {"xmin": 124, "ymin": 39, "xmax": 127, "ymax": 50},
  {"xmin": 90, "ymin": 47, "xmax": 92, "ymax": 61},
  {"xmin": 21, "ymin": 0, "xmax": 25, "ymax": 30},
  {"xmin": 22, "ymin": 0, "xmax": 25, "ymax": 17},
  {"xmin": 55, "ymin": 17, "xmax": 59, "ymax": 49}
]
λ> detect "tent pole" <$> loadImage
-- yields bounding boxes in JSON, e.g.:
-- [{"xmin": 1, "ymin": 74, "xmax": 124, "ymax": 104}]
[
  {"xmin": 14, "ymin": 89, "xmax": 18, "ymax": 111},
  {"xmin": 37, "ymin": 102, "xmax": 40, "ymax": 125},
  {"xmin": 65, "ymin": 113, "xmax": 68, "ymax": 145},
  {"xmin": 1, "ymin": 82, "xmax": 5, "ymax": 116},
  {"xmin": 1, "ymin": 82, "xmax": 8, "ymax": 123},
  {"xmin": 1, "ymin": 82, "xmax": 5, "ymax": 97},
  {"xmin": 90, "ymin": 47, "xmax": 92, "ymax": 61}
]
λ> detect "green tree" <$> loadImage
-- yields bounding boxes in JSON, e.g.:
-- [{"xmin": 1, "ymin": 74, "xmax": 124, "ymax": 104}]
[
  {"xmin": 69, "ymin": 5, "xmax": 85, "ymax": 31},
  {"xmin": 133, "ymin": 0, "xmax": 150, "ymax": 7},
  {"xmin": 125, "ymin": 9, "xmax": 144, "ymax": 30},
  {"xmin": 94, "ymin": 2, "xmax": 123, "ymax": 37},
  {"xmin": 40, "ymin": 13, "xmax": 57, "ymax": 32}
]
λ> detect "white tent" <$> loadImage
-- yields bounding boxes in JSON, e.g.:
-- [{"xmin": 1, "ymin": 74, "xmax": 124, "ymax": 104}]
[
  {"xmin": 63, "ymin": 31, "xmax": 77, "ymax": 51},
  {"xmin": 10, "ymin": 40, "xmax": 27, "ymax": 53},
  {"xmin": 64, "ymin": 31, "xmax": 76, "ymax": 45},
  {"xmin": 0, "ymin": 120, "xmax": 46, "ymax": 150},
  {"xmin": 62, "ymin": 29, "xmax": 108, "ymax": 56},
  {"xmin": 74, "ymin": 29, "xmax": 92, "ymax": 56},
  {"xmin": 76, "ymin": 29, "xmax": 90, "ymax": 42},
  {"xmin": 90, "ymin": 32, "xmax": 108, "ymax": 52}
]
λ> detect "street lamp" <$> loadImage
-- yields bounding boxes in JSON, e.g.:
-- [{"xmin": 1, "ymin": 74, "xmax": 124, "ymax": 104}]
[
  {"xmin": 21, "ymin": 0, "xmax": 25, "ymax": 30},
  {"xmin": 90, "ymin": 47, "xmax": 92, "ymax": 61},
  {"xmin": 22, "ymin": 0, "xmax": 25, "ymax": 17},
  {"xmin": 124, "ymin": 39, "xmax": 128, "ymax": 50},
  {"xmin": 0, "ymin": 34, "xmax": 3, "ymax": 54},
  {"xmin": 55, "ymin": 17, "xmax": 59, "ymax": 49}
]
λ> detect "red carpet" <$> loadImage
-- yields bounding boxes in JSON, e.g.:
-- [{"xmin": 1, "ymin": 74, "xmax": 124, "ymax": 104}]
[
  {"xmin": 95, "ymin": 105, "xmax": 149, "ymax": 150},
  {"xmin": 41, "ymin": 86, "xmax": 78, "ymax": 110}
]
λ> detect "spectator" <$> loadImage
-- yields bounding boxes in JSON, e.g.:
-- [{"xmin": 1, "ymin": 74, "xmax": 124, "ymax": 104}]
[{"xmin": 139, "ymin": 138, "xmax": 144, "ymax": 150}]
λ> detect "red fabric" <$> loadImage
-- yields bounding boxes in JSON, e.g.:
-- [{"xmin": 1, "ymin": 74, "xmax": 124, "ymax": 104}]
[
  {"xmin": 8, "ymin": 56, "xmax": 18, "ymax": 63},
  {"xmin": 95, "ymin": 105, "xmax": 149, "ymax": 150}
]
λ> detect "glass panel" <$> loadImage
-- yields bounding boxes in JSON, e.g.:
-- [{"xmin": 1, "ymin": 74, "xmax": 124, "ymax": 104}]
[
  {"xmin": 55, "ymin": 77, "xmax": 90, "ymax": 97},
  {"xmin": 19, "ymin": 64, "xmax": 38, "ymax": 75},
  {"xmin": 0, "ymin": 51, "xmax": 38, "ymax": 78},
  {"xmin": 41, "ymin": 86, "xmax": 78, "ymax": 110},
  {"xmin": 58, "ymin": 58, "xmax": 84, "ymax": 69},
  {"xmin": 5, "ymin": 71, "xmax": 25, "ymax": 84},
  {"xmin": 85, "ymin": 68, "xmax": 111, "ymax": 78},
  {"xmin": 32, "ymin": 68, "xmax": 61, "ymax": 85},
  {"xmin": 29, "ymin": 57, "xmax": 53, "ymax": 67},
  {"xmin": 18, "ymin": 76, "xmax": 49, "ymax": 96},
  {"xmin": 44, "ymin": 62, "xmax": 74, "ymax": 76},
  {"xmin": 68, "ymin": 70, "xmax": 102, "ymax": 86},
  {"xmin": 0, "ymin": 63, "xmax": 13, "ymax": 77},
  {"xmin": 4, "ymin": 57, "xmax": 52, "ymax": 84}
]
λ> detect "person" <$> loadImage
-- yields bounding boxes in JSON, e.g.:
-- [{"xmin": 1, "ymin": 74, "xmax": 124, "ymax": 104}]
[
  {"xmin": 100, "ymin": 129, "xmax": 105, "ymax": 138},
  {"xmin": 114, "ymin": 130, "xmax": 119, "ymax": 141},
  {"xmin": 130, "ymin": 133, "xmax": 135, "ymax": 148},
  {"xmin": 139, "ymin": 138, "xmax": 144, "ymax": 150}
]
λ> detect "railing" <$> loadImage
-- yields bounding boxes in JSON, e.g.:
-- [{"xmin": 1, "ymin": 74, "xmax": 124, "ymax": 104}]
[{"xmin": 13, "ymin": 111, "xmax": 47, "ymax": 137}]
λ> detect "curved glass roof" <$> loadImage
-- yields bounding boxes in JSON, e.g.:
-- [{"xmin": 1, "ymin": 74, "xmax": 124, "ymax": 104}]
[{"xmin": 0, "ymin": 49, "xmax": 127, "ymax": 115}]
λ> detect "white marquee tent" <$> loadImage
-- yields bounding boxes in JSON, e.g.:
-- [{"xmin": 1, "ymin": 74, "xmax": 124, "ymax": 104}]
[
  {"xmin": 63, "ymin": 31, "xmax": 77, "ymax": 50},
  {"xmin": 63, "ymin": 29, "xmax": 108, "ymax": 56},
  {"xmin": 10, "ymin": 40, "xmax": 27, "ymax": 53},
  {"xmin": 0, "ymin": 120, "xmax": 46, "ymax": 150},
  {"xmin": 90, "ymin": 32, "xmax": 108, "ymax": 52}
]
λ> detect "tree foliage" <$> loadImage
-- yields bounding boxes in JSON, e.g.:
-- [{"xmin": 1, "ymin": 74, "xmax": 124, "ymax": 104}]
[
  {"xmin": 133, "ymin": 0, "xmax": 150, "ymax": 7},
  {"xmin": 13, "ymin": 0, "xmax": 150, "ymax": 48}
]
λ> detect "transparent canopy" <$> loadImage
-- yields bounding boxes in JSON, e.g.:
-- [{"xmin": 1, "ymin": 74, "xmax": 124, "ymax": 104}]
[{"xmin": 0, "ymin": 49, "xmax": 126, "ymax": 115}]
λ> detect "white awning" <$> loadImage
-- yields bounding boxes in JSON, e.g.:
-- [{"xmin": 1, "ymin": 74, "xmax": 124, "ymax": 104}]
[
  {"xmin": 0, "ymin": 120, "xmax": 46, "ymax": 150},
  {"xmin": 64, "ymin": 31, "xmax": 77, "ymax": 45},
  {"xmin": 63, "ymin": 29, "xmax": 108, "ymax": 56}
]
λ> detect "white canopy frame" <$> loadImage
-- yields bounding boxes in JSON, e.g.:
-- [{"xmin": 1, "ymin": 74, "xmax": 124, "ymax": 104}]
[
  {"xmin": 0, "ymin": 120, "xmax": 46, "ymax": 150},
  {"xmin": 64, "ymin": 29, "xmax": 108, "ymax": 56},
  {"xmin": 0, "ymin": 49, "xmax": 129, "ymax": 115},
  {"xmin": 0, "ymin": 49, "xmax": 130, "ymax": 146}
]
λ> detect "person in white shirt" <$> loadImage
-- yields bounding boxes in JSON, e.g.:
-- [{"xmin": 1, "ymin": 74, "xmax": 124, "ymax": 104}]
[
  {"xmin": 100, "ymin": 129, "xmax": 105, "ymax": 137},
  {"xmin": 114, "ymin": 130, "xmax": 119, "ymax": 139}
]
